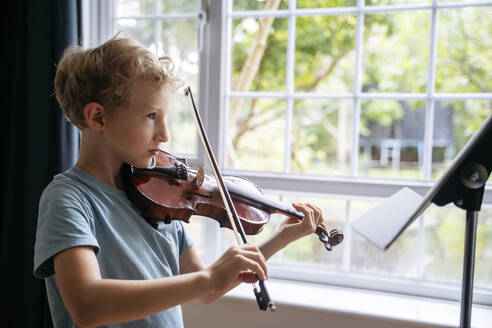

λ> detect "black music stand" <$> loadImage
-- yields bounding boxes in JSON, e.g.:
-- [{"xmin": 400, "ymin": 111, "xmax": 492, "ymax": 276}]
[{"xmin": 352, "ymin": 113, "xmax": 492, "ymax": 328}]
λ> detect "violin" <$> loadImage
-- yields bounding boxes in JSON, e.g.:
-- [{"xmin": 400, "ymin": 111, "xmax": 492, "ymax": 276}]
[
  {"xmin": 122, "ymin": 86, "xmax": 343, "ymax": 312},
  {"xmin": 121, "ymin": 150, "xmax": 343, "ymax": 251}
]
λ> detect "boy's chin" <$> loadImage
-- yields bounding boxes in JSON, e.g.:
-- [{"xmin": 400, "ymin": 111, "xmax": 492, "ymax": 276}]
[{"xmin": 126, "ymin": 158, "xmax": 153, "ymax": 169}]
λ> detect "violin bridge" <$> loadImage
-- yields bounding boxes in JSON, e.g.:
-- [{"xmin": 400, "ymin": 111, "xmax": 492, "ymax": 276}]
[{"xmin": 192, "ymin": 167, "xmax": 204, "ymax": 189}]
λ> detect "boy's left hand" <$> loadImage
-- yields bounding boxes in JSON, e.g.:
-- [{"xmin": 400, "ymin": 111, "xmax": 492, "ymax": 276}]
[{"xmin": 278, "ymin": 203, "xmax": 324, "ymax": 244}]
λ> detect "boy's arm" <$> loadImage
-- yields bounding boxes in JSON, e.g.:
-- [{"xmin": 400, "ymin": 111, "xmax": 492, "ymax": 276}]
[
  {"xmin": 194, "ymin": 203, "xmax": 324, "ymax": 304},
  {"xmin": 179, "ymin": 245, "xmax": 206, "ymax": 274},
  {"xmin": 259, "ymin": 203, "xmax": 324, "ymax": 261},
  {"xmin": 54, "ymin": 246, "xmax": 212, "ymax": 327},
  {"xmin": 54, "ymin": 244, "xmax": 267, "ymax": 327}
]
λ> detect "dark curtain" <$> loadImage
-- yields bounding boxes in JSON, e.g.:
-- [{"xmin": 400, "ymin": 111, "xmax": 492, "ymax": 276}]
[{"xmin": 1, "ymin": 1, "xmax": 80, "ymax": 327}]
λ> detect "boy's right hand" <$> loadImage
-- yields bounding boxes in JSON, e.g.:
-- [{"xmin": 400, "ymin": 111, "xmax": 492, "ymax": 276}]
[{"xmin": 203, "ymin": 244, "xmax": 268, "ymax": 299}]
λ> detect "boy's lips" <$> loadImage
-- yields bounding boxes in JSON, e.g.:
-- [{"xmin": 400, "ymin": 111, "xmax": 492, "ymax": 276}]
[{"xmin": 149, "ymin": 149, "xmax": 161, "ymax": 155}]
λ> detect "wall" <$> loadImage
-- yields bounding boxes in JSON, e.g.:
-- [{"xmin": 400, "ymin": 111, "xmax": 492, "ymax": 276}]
[{"xmin": 182, "ymin": 297, "xmax": 450, "ymax": 328}]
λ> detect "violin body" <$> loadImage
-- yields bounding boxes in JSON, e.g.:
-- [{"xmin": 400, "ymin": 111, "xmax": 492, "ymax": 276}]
[
  {"xmin": 121, "ymin": 150, "xmax": 270, "ymax": 234},
  {"xmin": 122, "ymin": 150, "xmax": 343, "ymax": 250}
]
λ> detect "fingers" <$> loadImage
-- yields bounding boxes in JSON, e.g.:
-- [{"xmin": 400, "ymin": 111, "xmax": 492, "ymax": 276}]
[
  {"xmin": 207, "ymin": 243, "xmax": 269, "ymax": 296},
  {"xmin": 317, "ymin": 222, "xmax": 329, "ymax": 234},
  {"xmin": 224, "ymin": 244, "xmax": 268, "ymax": 281},
  {"xmin": 235, "ymin": 244, "xmax": 268, "ymax": 281},
  {"xmin": 305, "ymin": 203, "xmax": 323, "ymax": 226},
  {"xmin": 238, "ymin": 271, "xmax": 259, "ymax": 283},
  {"xmin": 292, "ymin": 202, "xmax": 324, "ymax": 234}
]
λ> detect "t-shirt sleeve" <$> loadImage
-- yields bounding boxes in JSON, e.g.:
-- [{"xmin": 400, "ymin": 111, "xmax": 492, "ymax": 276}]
[
  {"xmin": 33, "ymin": 182, "xmax": 100, "ymax": 279},
  {"xmin": 176, "ymin": 221, "xmax": 193, "ymax": 256}
]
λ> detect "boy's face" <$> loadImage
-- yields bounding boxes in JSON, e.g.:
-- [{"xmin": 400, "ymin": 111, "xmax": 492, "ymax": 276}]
[{"xmin": 104, "ymin": 81, "xmax": 170, "ymax": 169}]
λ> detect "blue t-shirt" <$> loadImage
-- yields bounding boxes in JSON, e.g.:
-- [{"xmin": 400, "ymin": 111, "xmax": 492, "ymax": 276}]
[{"xmin": 33, "ymin": 167, "xmax": 193, "ymax": 328}]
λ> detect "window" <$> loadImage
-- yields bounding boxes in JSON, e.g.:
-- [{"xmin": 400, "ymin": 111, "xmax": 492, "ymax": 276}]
[
  {"xmin": 89, "ymin": 0, "xmax": 492, "ymax": 304},
  {"xmin": 222, "ymin": 0, "xmax": 492, "ymax": 304}
]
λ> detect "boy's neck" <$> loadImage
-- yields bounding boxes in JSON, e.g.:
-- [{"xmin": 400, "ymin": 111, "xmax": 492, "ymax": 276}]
[
  {"xmin": 76, "ymin": 160, "xmax": 125, "ymax": 190},
  {"xmin": 76, "ymin": 133, "xmax": 124, "ymax": 190}
]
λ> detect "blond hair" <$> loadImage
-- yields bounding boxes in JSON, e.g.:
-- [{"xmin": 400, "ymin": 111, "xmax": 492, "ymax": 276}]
[{"xmin": 54, "ymin": 34, "xmax": 181, "ymax": 128}]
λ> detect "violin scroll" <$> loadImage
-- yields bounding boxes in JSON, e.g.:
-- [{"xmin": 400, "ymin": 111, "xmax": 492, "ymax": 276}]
[{"xmin": 315, "ymin": 227, "xmax": 343, "ymax": 251}]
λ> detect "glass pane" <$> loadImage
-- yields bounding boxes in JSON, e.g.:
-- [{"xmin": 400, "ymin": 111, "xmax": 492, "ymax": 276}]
[
  {"xmin": 246, "ymin": 206, "xmax": 283, "ymax": 246},
  {"xmin": 158, "ymin": 19, "xmax": 198, "ymax": 156},
  {"xmin": 233, "ymin": 0, "xmax": 289, "ymax": 11},
  {"xmin": 163, "ymin": 91, "xmax": 197, "ymax": 156},
  {"xmin": 274, "ymin": 196, "xmax": 346, "ymax": 269},
  {"xmin": 183, "ymin": 219, "xmax": 205, "ymax": 258},
  {"xmin": 350, "ymin": 199, "xmax": 420, "ymax": 278},
  {"xmin": 423, "ymin": 204, "xmax": 492, "ymax": 288},
  {"xmin": 231, "ymin": 18, "xmax": 287, "ymax": 92},
  {"xmin": 359, "ymin": 100, "xmax": 426, "ymax": 179},
  {"xmin": 424, "ymin": 205, "xmax": 492, "ymax": 288},
  {"xmin": 292, "ymin": 99, "xmax": 353, "ymax": 176},
  {"xmin": 366, "ymin": 0, "xmax": 430, "ymax": 4},
  {"xmin": 474, "ymin": 205, "xmax": 492, "ymax": 289},
  {"xmin": 298, "ymin": 0, "xmax": 357, "ymax": 8},
  {"xmin": 227, "ymin": 98, "xmax": 285, "ymax": 172},
  {"xmin": 160, "ymin": 20, "xmax": 199, "ymax": 90},
  {"xmin": 117, "ymin": 0, "xmax": 155, "ymax": 16},
  {"xmin": 423, "ymin": 205, "xmax": 464, "ymax": 284},
  {"xmin": 222, "ymin": 193, "xmax": 284, "ymax": 252},
  {"xmin": 435, "ymin": 7, "xmax": 492, "ymax": 93},
  {"xmin": 116, "ymin": 19, "xmax": 155, "ymax": 48},
  {"xmin": 295, "ymin": 15, "xmax": 356, "ymax": 93},
  {"xmin": 362, "ymin": 11, "xmax": 430, "ymax": 93},
  {"xmin": 431, "ymin": 100, "xmax": 492, "ymax": 179},
  {"xmin": 160, "ymin": 0, "xmax": 197, "ymax": 13},
  {"xmin": 440, "ymin": 0, "xmax": 490, "ymax": 3}
]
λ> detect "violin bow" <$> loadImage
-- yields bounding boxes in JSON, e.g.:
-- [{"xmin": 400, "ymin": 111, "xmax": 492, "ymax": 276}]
[{"xmin": 185, "ymin": 86, "xmax": 276, "ymax": 312}]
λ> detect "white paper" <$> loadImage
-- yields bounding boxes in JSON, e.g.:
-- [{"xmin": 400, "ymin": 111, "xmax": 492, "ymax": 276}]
[{"xmin": 351, "ymin": 187, "xmax": 424, "ymax": 250}]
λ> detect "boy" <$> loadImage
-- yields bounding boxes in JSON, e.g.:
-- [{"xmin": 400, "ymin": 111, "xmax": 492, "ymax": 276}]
[{"xmin": 34, "ymin": 35, "xmax": 324, "ymax": 327}]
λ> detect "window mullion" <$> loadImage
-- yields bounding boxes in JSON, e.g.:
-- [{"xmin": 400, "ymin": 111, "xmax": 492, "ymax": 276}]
[
  {"xmin": 284, "ymin": 1, "xmax": 296, "ymax": 173},
  {"xmin": 222, "ymin": 0, "xmax": 233, "ymax": 170},
  {"xmin": 81, "ymin": 0, "xmax": 115, "ymax": 47},
  {"xmin": 229, "ymin": 2, "xmax": 492, "ymax": 18},
  {"xmin": 350, "ymin": 0, "xmax": 365, "ymax": 177},
  {"xmin": 342, "ymin": 200, "xmax": 352, "ymax": 272},
  {"xmin": 154, "ymin": 1, "xmax": 161, "ymax": 56},
  {"xmin": 417, "ymin": 0, "xmax": 440, "ymax": 283},
  {"xmin": 114, "ymin": 13, "xmax": 199, "ymax": 20},
  {"xmin": 417, "ymin": 214, "xmax": 426, "ymax": 279},
  {"xmin": 423, "ymin": 0, "xmax": 439, "ymax": 181},
  {"xmin": 205, "ymin": 0, "xmax": 232, "ymax": 264},
  {"xmin": 202, "ymin": 0, "xmax": 229, "ymax": 263},
  {"xmin": 104, "ymin": 0, "xmax": 116, "ymax": 42}
]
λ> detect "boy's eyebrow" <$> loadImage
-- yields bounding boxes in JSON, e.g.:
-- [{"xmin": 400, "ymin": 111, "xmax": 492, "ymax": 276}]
[{"xmin": 147, "ymin": 106, "xmax": 167, "ymax": 112}]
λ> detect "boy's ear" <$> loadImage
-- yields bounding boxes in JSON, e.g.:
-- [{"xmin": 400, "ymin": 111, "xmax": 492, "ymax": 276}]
[{"xmin": 83, "ymin": 102, "xmax": 106, "ymax": 132}]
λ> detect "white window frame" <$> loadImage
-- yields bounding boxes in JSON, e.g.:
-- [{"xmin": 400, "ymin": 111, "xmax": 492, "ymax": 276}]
[
  {"xmin": 83, "ymin": 0, "xmax": 492, "ymax": 306},
  {"xmin": 220, "ymin": 0, "xmax": 492, "ymax": 306}
]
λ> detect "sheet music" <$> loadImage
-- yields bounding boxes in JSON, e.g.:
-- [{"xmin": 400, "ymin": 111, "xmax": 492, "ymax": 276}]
[{"xmin": 351, "ymin": 187, "xmax": 424, "ymax": 250}]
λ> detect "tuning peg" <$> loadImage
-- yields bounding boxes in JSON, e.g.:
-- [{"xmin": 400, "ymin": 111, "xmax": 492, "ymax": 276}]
[
  {"xmin": 318, "ymin": 231, "xmax": 329, "ymax": 243},
  {"xmin": 329, "ymin": 229, "xmax": 344, "ymax": 246}
]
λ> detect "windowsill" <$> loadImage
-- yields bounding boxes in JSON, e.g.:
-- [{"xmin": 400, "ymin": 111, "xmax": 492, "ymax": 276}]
[{"xmin": 223, "ymin": 279, "xmax": 492, "ymax": 327}]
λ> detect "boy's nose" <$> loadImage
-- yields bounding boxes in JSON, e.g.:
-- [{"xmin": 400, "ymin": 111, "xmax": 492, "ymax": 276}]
[
  {"xmin": 156, "ymin": 121, "xmax": 169, "ymax": 143},
  {"xmin": 158, "ymin": 128, "xmax": 169, "ymax": 143}
]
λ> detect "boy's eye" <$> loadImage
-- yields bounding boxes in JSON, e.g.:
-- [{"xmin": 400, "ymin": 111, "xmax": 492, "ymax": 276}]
[{"xmin": 147, "ymin": 113, "xmax": 156, "ymax": 120}]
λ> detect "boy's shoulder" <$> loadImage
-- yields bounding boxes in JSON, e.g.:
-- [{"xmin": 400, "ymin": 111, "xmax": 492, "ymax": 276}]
[
  {"xmin": 39, "ymin": 167, "xmax": 99, "ymax": 216},
  {"xmin": 41, "ymin": 168, "xmax": 87, "ymax": 200}
]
